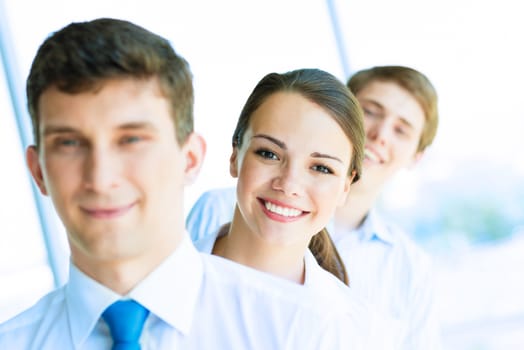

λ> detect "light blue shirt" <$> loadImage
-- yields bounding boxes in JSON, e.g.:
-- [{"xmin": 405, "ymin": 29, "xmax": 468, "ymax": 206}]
[
  {"xmin": 331, "ymin": 210, "xmax": 442, "ymax": 350},
  {"xmin": 0, "ymin": 234, "xmax": 370, "ymax": 349},
  {"xmin": 186, "ymin": 186, "xmax": 442, "ymax": 350},
  {"xmin": 186, "ymin": 186, "xmax": 237, "ymax": 242}
]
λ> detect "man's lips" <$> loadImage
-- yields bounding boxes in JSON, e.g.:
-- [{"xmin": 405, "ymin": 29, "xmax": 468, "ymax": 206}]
[
  {"xmin": 364, "ymin": 147, "xmax": 384, "ymax": 164},
  {"xmin": 80, "ymin": 202, "xmax": 136, "ymax": 219}
]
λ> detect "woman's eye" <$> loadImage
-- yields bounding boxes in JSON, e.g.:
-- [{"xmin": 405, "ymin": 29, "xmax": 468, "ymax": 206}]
[
  {"xmin": 256, "ymin": 149, "xmax": 279, "ymax": 160},
  {"xmin": 312, "ymin": 164, "xmax": 333, "ymax": 174}
]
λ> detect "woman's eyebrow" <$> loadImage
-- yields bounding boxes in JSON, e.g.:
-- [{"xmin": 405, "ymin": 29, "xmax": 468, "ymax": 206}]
[
  {"xmin": 311, "ymin": 152, "xmax": 343, "ymax": 163},
  {"xmin": 253, "ymin": 134, "xmax": 343, "ymax": 163},
  {"xmin": 252, "ymin": 134, "xmax": 286, "ymax": 149}
]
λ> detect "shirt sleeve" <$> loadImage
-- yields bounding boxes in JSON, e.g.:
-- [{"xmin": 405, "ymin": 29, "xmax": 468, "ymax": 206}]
[
  {"xmin": 402, "ymin": 256, "xmax": 443, "ymax": 350},
  {"xmin": 185, "ymin": 187, "xmax": 236, "ymax": 242}
]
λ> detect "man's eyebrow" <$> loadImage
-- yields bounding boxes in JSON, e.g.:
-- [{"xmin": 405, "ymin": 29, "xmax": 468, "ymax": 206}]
[
  {"xmin": 117, "ymin": 121, "xmax": 158, "ymax": 131},
  {"xmin": 42, "ymin": 121, "xmax": 158, "ymax": 137},
  {"xmin": 398, "ymin": 117, "xmax": 415, "ymax": 130},
  {"xmin": 360, "ymin": 98, "xmax": 384, "ymax": 110},
  {"xmin": 361, "ymin": 98, "xmax": 415, "ymax": 130},
  {"xmin": 252, "ymin": 134, "xmax": 286, "ymax": 149},
  {"xmin": 42, "ymin": 125, "xmax": 77, "ymax": 137},
  {"xmin": 311, "ymin": 152, "xmax": 343, "ymax": 163}
]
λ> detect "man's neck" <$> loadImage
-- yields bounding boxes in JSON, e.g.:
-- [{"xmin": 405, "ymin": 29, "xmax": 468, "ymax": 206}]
[
  {"xmin": 71, "ymin": 235, "xmax": 182, "ymax": 295},
  {"xmin": 334, "ymin": 182, "xmax": 380, "ymax": 233}
]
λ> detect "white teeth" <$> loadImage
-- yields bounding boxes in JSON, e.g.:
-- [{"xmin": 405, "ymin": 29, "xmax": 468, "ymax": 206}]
[
  {"xmin": 364, "ymin": 148, "xmax": 380, "ymax": 162},
  {"xmin": 264, "ymin": 201, "xmax": 302, "ymax": 217}
]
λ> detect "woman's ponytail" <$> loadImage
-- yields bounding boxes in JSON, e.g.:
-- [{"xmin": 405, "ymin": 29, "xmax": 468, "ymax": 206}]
[{"xmin": 308, "ymin": 228, "xmax": 349, "ymax": 285}]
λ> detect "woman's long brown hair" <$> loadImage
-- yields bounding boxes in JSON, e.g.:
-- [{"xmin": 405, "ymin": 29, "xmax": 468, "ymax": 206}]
[{"xmin": 309, "ymin": 228, "xmax": 349, "ymax": 285}]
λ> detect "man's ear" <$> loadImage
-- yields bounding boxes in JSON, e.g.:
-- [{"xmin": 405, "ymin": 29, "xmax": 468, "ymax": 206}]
[
  {"xmin": 26, "ymin": 146, "xmax": 48, "ymax": 195},
  {"xmin": 183, "ymin": 133, "xmax": 206, "ymax": 185},
  {"xmin": 408, "ymin": 150, "xmax": 424, "ymax": 169},
  {"xmin": 229, "ymin": 147, "xmax": 239, "ymax": 178}
]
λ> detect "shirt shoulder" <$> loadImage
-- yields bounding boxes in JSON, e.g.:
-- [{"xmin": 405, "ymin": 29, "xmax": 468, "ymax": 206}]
[
  {"xmin": 385, "ymin": 220, "xmax": 433, "ymax": 271},
  {"xmin": 306, "ymin": 261, "xmax": 401, "ymax": 348},
  {"xmin": 304, "ymin": 251, "xmax": 360, "ymax": 311},
  {"xmin": 198, "ymin": 254, "xmax": 370, "ymax": 348},
  {"xmin": 193, "ymin": 229, "xmax": 219, "ymax": 254},
  {"xmin": 365, "ymin": 210, "xmax": 433, "ymax": 273},
  {"xmin": 200, "ymin": 253, "xmax": 349, "ymax": 317},
  {"xmin": 186, "ymin": 187, "xmax": 236, "ymax": 242},
  {"xmin": 0, "ymin": 288, "xmax": 67, "ymax": 348}
]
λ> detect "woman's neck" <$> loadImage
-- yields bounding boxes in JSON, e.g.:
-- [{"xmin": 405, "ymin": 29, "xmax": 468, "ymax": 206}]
[{"xmin": 213, "ymin": 208, "xmax": 306, "ymax": 284}]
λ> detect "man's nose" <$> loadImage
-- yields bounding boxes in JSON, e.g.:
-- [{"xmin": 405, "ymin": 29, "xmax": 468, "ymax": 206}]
[{"xmin": 83, "ymin": 147, "xmax": 119, "ymax": 192}]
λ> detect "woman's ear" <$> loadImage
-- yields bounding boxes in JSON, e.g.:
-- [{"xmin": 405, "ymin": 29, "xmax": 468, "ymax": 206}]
[
  {"xmin": 26, "ymin": 145, "xmax": 48, "ymax": 195},
  {"xmin": 183, "ymin": 133, "xmax": 206, "ymax": 185},
  {"xmin": 229, "ymin": 147, "xmax": 239, "ymax": 178},
  {"xmin": 337, "ymin": 170, "xmax": 354, "ymax": 206}
]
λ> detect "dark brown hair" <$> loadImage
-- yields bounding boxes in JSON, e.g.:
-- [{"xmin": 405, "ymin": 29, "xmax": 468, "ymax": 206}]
[
  {"xmin": 27, "ymin": 18, "xmax": 194, "ymax": 148},
  {"xmin": 232, "ymin": 68, "xmax": 365, "ymax": 284},
  {"xmin": 233, "ymin": 68, "xmax": 364, "ymax": 183},
  {"xmin": 309, "ymin": 229, "xmax": 349, "ymax": 285}
]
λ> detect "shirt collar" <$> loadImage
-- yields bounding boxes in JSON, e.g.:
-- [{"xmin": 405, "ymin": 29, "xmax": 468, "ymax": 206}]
[
  {"xmin": 67, "ymin": 262, "xmax": 121, "ymax": 348},
  {"xmin": 129, "ymin": 234, "xmax": 203, "ymax": 335},
  {"xmin": 66, "ymin": 233, "xmax": 203, "ymax": 347},
  {"xmin": 358, "ymin": 209, "xmax": 395, "ymax": 245},
  {"xmin": 303, "ymin": 249, "xmax": 323, "ymax": 286}
]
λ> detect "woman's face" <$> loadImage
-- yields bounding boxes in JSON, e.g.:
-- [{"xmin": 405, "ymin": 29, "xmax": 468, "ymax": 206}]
[{"xmin": 230, "ymin": 91, "xmax": 353, "ymax": 247}]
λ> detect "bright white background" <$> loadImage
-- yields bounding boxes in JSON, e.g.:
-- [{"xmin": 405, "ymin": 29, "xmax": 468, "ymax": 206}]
[{"xmin": 1, "ymin": 1, "xmax": 523, "ymax": 348}]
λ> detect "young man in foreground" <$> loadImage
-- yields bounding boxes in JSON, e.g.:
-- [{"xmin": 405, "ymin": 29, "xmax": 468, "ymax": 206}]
[{"xmin": 0, "ymin": 18, "xmax": 366, "ymax": 349}]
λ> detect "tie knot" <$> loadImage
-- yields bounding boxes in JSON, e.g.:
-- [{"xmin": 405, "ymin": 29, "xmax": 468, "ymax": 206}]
[{"xmin": 102, "ymin": 300, "xmax": 150, "ymax": 350}]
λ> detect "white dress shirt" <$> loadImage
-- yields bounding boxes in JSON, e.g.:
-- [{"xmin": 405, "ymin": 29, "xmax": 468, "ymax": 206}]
[
  {"xmin": 194, "ymin": 227, "xmax": 358, "ymax": 296},
  {"xmin": 193, "ymin": 217, "xmax": 401, "ymax": 349},
  {"xmin": 186, "ymin": 186, "xmax": 442, "ymax": 349},
  {"xmin": 0, "ymin": 234, "xmax": 372, "ymax": 349}
]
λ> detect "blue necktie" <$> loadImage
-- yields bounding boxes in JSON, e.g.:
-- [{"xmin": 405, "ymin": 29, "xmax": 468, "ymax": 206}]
[{"xmin": 102, "ymin": 300, "xmax": 150, "ymax": 350}]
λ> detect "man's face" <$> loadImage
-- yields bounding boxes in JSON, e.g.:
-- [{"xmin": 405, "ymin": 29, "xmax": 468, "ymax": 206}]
[
  {"xmin": 27, "ymin": 78, "xmax": 203, "ymax": 272},
  {"xmin": 356, "ymin": 80, "xmax": 425, "ymax": 191}
]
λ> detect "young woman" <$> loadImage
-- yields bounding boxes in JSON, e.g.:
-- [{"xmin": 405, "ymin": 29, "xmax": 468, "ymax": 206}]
[
  {"xmin": 193, "ymin": 69, "xmax": 400, "ymax": 348},
  {"xmin": 195, "ymin": 68, "xmax": 363, "ymax": 286}
]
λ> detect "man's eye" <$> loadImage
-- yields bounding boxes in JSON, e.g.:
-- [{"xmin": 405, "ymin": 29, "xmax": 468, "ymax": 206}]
[
  {"xmin": 395, "ymin": 127, "xmax": 407, "ymax": 136},
  {"xmin": 61, "ymin": 139, "xmax": 78, "ymax": 146},
  {"xmin": 363, "ymin": 108, "xmax": 375, "ymax": 117},
  {"xmin": 121, "ymin": 136, "xmax": 142, "ymax": 144},
  {"xmin": 56, "ymin": 138, "xmax": 80, "ymax": 147}
]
